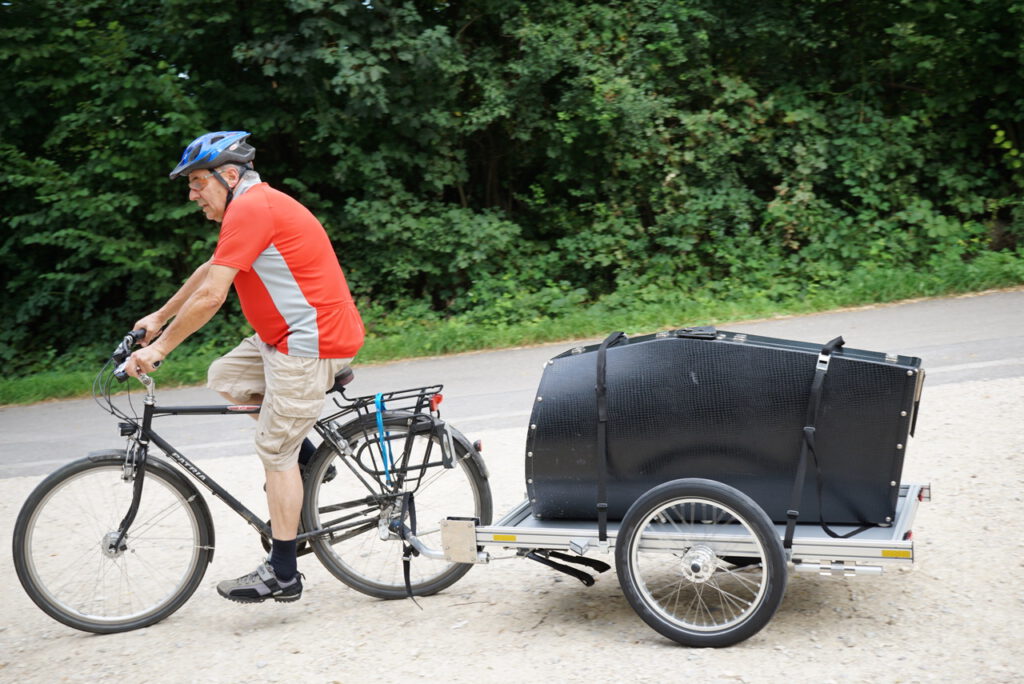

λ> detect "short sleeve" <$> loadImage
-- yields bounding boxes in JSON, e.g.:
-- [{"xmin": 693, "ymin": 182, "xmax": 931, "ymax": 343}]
[{"xmin": 211, "ymin": 190, "xmax": 274, "ymax": 271}]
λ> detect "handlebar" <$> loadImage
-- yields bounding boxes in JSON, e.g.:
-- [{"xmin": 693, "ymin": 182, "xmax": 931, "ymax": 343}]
[{"xmin": 112, "ymin": 330, "xmax": 160, "ymax": 382}]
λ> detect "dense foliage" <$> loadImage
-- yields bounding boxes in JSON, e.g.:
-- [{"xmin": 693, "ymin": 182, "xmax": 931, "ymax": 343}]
[{"xmin": 2, "ymin": 0, "xmax": 1022, "ymax": 372}]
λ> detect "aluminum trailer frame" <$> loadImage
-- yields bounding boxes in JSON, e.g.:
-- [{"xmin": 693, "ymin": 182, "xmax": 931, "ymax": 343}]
[{"xmin": 438, "ymin": 483, "xmax": 929, "ymax": 576}]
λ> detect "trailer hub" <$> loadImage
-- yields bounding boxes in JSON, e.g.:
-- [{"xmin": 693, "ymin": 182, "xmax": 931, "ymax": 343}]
[{"xmin": 680, "ymin": 545, "xmax": 717, "ymax": 583}]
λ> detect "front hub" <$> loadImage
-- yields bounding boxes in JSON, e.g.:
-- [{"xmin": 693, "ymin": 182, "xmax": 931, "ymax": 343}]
[{"xmin": 102, "ymin": 531, "xmax": 127, "ymax": 559}]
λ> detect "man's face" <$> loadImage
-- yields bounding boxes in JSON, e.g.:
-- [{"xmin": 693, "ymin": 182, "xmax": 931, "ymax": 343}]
[{"xmin": 187, "ymin": 167, "xmax": 234, "ymax": 222}]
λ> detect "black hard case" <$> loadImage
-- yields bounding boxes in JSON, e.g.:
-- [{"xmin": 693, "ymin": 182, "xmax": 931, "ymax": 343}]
[{"xmin": 525, "ymin": 330, "xmax": 924, "ymax": 525}]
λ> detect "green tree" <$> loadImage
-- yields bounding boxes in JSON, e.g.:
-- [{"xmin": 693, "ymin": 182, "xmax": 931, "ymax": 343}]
[{"xmin": 2, "ymin": 0, "xmax": 1022, "ymax": 373}]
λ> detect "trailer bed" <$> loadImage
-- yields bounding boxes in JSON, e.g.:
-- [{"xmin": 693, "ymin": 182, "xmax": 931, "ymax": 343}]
[{"xmin": 470, "ymin": 483, "xmax": 929, "ymax": 574}]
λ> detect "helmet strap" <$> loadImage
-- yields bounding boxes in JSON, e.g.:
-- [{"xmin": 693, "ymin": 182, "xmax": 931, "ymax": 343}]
[{"xmin": 211, "ymin": 168, "xmax": 243, "ymax": 210}]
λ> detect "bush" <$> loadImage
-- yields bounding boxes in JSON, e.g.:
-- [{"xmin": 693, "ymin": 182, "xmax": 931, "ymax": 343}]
[{"xmin": 1, "ymin": 0, "xmax": 1022, "ymax": 376}]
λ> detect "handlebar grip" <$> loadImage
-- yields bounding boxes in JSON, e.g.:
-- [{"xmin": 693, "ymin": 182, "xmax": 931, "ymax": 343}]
[{"xmin": 114, "ymin": 359, "xmax": 161, "ymax": 383}]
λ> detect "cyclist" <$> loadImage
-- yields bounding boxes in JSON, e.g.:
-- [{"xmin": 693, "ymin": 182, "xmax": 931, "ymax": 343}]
[{"xmin": 126, "ymin": 130, "xmax": 365, "ymax": 604}]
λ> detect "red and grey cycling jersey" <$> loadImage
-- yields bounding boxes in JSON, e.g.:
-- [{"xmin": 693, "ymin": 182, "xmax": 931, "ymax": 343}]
[{"xmin": 212, "ymin": 183, "xmax": 364, "ymax": 359}]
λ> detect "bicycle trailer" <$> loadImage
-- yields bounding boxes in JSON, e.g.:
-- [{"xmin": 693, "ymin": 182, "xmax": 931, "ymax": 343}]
[{"xmin": 524, "ymin": 327, "xmax": 925, "ymax": 527}]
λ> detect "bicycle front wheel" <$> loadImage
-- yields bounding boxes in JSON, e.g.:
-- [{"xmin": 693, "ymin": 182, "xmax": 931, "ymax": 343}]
[
  {"xmin": 304, "ymin": 413, "xmax": 492, "ymax": 599},
  {"xmin": 12, "ymin": 454, "xmax": 213, "ymax": 633}
]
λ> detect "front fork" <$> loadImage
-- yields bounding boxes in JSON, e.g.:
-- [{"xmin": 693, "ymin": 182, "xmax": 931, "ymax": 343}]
[{"xmin": 111, "ymin": 396, "xmax": 155, "ymax": 553}]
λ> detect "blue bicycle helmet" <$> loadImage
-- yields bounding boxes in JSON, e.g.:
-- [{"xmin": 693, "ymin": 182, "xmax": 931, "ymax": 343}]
[{"xmin": 168, "ymin": 131, "xmax": 255, "ymax": 180}]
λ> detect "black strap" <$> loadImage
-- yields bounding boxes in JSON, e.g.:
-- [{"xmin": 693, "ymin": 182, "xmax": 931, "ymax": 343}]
[
  {"xmin": 809, "ymin": 445, "xmax": 874, "ymax": 541},
  {"xmin": 526, "ymin": 551, "xmax": 596, "ymax": 586},
  {"xmin": 547, "ymin": 550, "xmax": 611, "ymax": 573},
  {"xmin": 595, "ymin": 331, "xmax": 627, "ymax": 543},
  {"xmin": 784, "ymin": 336, "xmax": 868, "ymax": 549},
  {"xmin": 399, "ymin": 492, "xmax": 423, "ymax": 610}
]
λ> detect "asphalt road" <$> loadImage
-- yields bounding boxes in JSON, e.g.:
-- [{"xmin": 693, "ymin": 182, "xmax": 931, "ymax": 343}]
[{"xmin": 1, "ymin": 287, "xmax": 1021, "ymax": 478}]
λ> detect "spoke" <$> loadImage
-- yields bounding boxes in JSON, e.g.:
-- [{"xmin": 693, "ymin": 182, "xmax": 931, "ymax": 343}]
[
  {"xmin": 129, "ymin": 548, "xmax": 191, "ymax": 598},
  {"xmin": 692, "ymin": 581, "xmax": 716, "ymax": 626},
  {"xmin": 681, "ymin": 584, "xmax": 703, "ymax": 623},
  {"xmin": 669, "ymin": 575, "xmax": 687, "ymax": 618},
  {"xmin": 646, "ymin": 572, "xmax": 690, "ymax": 597},
  {"xmin": 125, "ymin": 496, "xmax": 189, "ymax": 539},
  {"xmin": 36, "ymin": 543, "xmax": 105, "ymax": 600},
  {"xmin": 716, "ymin": 565, "xmax": 763, "ymax": 592},
  {"xmin": 707, "ymin": 574, "xmax": 755, "ymax": 612}
]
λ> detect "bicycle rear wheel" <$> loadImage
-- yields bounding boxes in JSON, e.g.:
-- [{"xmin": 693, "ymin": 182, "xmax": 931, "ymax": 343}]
[
  {"xmin": 304, "ymin": 413, "xmax": 492, "ymax": 599},
  {"xmin": 12, "ymin": 453, "xmax": 213, "ymax": 633}
]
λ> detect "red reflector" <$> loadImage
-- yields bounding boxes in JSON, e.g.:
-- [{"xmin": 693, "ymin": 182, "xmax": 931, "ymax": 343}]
[
  {"xmin": 902, "ymin": 531, "xmax": 913, "ymax": 541},
  {"xmin": 473, "ymin": 439, "xmax": 483, "ymax": 453},
  {"xmin": 429, "ymin": 394, "xmax": 443, "ymax": 411}
]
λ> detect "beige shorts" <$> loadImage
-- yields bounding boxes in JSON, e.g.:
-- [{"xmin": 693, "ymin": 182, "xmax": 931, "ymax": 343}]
[{"xmin": 207, "ymin": 334, "xmax": 352, "ymax": 471}]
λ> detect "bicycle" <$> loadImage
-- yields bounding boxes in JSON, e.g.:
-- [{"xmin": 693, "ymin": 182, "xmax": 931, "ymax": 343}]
[{"xmin": 12, "ymin": 331, "xmax": 493, "ymax": 634}]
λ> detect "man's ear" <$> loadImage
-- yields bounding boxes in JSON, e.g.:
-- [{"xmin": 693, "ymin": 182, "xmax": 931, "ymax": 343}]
[{"xmin": 219, "ymin": 165, "xmax": 241, "ymax": 184}]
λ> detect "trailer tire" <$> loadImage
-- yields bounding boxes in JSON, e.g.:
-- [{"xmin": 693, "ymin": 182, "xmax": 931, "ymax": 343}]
[{"xmin": 616, "ymin": 478, "xmax": 787, "ymax": 647}]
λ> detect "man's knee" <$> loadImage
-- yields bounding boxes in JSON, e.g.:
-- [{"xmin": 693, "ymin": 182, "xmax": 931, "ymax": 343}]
[{"xmin": 206, "ymin": 336, "xmax": 266, "ymax": 402}]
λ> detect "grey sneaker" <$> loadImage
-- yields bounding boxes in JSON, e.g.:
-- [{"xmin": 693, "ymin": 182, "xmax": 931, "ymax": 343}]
[{"xmin": 217, "ymin": 562, "xmax": 303, "ymax": 603}]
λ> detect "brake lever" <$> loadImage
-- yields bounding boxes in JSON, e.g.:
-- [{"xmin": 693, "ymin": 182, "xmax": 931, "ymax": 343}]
[
  {"xmin": 112, "ymin": 330, "xmax": 159, "ymax": 382},
  {"xmin": 111, "ymin": 329, "xmax": 148, "ymax": 365}
]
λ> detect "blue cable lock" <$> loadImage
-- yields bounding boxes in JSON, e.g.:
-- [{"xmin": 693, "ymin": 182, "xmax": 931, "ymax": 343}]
[{"xmin": 374, "ymin": 393, "xmax": 392, "ymax": 485}]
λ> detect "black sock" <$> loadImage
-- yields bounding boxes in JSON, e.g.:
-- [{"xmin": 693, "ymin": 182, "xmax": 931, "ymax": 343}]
[
  {"xmin": 297, "ymin": 438, "xmax": 316, "ymax": 467},
  {"xmin": 269, "ymin": 538, "xmax": 298, "ymax": 581}
]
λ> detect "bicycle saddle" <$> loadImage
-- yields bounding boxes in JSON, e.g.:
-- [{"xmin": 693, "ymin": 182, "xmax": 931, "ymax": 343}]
[{"xmin": 329, "ymin": 367, "xmax": 355, "ymax": 394}]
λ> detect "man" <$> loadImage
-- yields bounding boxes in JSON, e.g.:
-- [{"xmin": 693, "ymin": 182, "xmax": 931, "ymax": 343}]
[{"xmin": 126, "ymin": 130, "xmax": 364, "ymax": 603}]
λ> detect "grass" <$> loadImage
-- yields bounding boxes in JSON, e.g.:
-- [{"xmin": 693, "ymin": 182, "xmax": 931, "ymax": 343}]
[{"xmin": 2, "ymin": 250, "xmax": 1022, "ymax": 406}]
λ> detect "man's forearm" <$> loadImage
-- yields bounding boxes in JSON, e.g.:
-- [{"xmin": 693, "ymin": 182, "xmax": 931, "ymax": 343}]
[
  {"xmin": 151, "ymin": 288, "xmax": 225, "ymax": 357},
  {"xmin": 126, "ymin": 263, "xmax": 236, "ymax": 377},
  {"xmin": 150, "ymin": 263, "xmax": 237, "ymax": 357}
]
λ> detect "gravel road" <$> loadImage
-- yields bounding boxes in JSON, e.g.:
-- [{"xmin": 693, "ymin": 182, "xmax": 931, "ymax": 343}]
[{"xmin": 1, "ymin": 368, "xmax": 1022, "ymax": 683}]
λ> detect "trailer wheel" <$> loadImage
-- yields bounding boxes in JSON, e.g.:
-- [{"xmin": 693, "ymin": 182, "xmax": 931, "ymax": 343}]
[{"xmin": 615, "ymin": 478, "xmax": 787, "ymax": 647}]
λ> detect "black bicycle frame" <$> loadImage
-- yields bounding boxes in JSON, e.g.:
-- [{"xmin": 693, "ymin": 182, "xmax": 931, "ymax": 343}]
[
  {"xmin": 112, "ymin": 384, "xmax": 447, "ymax": 550},
  {"xmin": 119, "ymin": 399, "xmax": 363, "ymax": 546},
  {"xmin": 128, "ymin": 400, "xmax": 276, "ymax": 540}
]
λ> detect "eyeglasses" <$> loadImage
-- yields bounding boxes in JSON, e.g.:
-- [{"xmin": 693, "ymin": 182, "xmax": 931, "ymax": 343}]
[{"xmin": 187, "ymin": 172, "xmax": 218, "ymax": 191}]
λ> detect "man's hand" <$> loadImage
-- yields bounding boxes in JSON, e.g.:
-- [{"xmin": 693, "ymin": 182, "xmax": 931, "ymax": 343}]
[
  {"xmin": 125, "ymin": 344, "xmax": 166, "ymax": 379},
  {"xmin": 132, "ymin": 314, "xmax": 165, "ymax": 346}
]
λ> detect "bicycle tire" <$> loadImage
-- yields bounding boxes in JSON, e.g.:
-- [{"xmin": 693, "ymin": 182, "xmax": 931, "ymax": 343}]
[
  {"xmin": 615, "ymin": 478, "xmax": 787, "ymax": 648},
  {"xmin": 13, "ymin": 453, "xmax": 213, "ymax": 634},
  {"xmin": 303, "ymin": 412, "xmax": 492, "ymax": 599}
]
